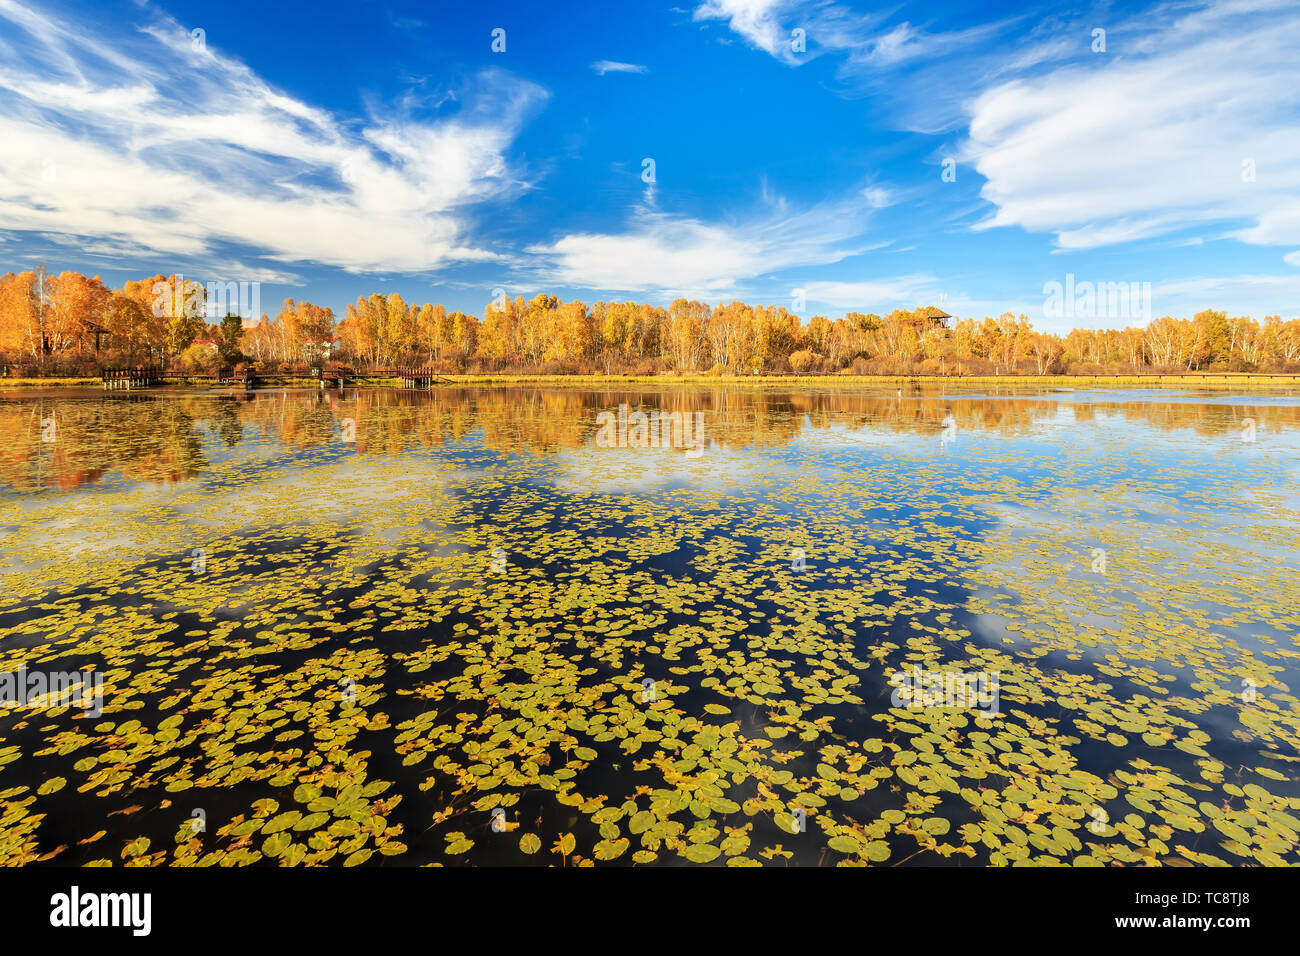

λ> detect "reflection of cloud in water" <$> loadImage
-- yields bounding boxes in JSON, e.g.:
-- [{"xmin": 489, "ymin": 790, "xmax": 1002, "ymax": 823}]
[
  {"xmin": 549, "ymin": 442, "xmax": 777, "ymax": 495},
  {"xmin": 977, "ymin": 488, "xmax": 1295, "ymax": 612},
  {"xmin": 0, "ymin": 453, "xmax": 477, "ymax": 584},
  {"xmin": 794, "ymin": 423, "xmax": 903, "ymax": 448},
  {"xmin": 1037, "ymin": 388, "xmax": 1300, "ymax": 410}
]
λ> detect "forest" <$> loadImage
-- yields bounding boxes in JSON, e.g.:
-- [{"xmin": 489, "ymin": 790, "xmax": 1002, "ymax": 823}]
[{"xmin": 3, "ymin": 267, "xmax": 1299, "ymax": 377}]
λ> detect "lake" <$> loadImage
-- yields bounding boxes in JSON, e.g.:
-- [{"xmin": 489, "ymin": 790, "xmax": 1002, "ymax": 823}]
[{"xmin": 1, "ymin": 384, "xmax": 1297, "ymax": 866}]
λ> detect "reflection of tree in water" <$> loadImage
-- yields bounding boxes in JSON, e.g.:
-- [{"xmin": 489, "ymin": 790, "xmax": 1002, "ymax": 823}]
[
  {"xmin": 0, "ymin": 397, "xmax": 208, "ymax": 492},
  {"xmin": 121, "ymin": 402, "xmax": 208, "ymax": 486},
  {"xmin": 210, "ymin": 399, "xmax": 244, "ymax": 447},
  {"xmin": 2, "ymin": 387, "xmax": 1296, "ymax": 490},
  {"xmin": 322, "ymin": 388, "xmax": 1299, "ymax": 456},
  {"xmin": 239, "ymin": 389, "xmax": 354, "ymax": 450}
]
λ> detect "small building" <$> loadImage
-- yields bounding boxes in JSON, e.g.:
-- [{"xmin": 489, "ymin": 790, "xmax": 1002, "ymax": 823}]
[
  {"xmin": 913, "ymin": 306, "xmax": 952, "ymax": 328},
  {"xmin": 77, "ymin": 318, "xmax": 111, "ymax": 354}
]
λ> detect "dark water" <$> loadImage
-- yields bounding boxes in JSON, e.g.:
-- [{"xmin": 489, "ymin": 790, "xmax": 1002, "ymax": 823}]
[{"xmin": 0, "ymin": 384, "xmax": 1297, "ymax": 867}]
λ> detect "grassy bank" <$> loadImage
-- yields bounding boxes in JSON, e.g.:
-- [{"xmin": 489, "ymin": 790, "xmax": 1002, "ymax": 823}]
[
  {"xmin": 0, "ymin": 376, "xmax": 360, "ymax": 389},
  {"xmin": 3, "ymin": 372, "xmax": 1299, "ymax": 390},
  {"xmin": 374, "ymin": 372, "xmax": 1300, "ymax": 388},
  {"xmin": 0, "ymin": 377, "xmax": 101, "ymax": 388}
]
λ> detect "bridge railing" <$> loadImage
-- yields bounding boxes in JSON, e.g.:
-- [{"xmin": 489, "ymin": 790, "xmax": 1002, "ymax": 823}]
[{"xmin": 101, "ymin": 367, "xmax": 163, "ymax": 389}]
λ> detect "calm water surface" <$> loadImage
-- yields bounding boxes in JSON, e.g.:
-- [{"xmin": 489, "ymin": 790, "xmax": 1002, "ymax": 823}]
[{"xmin": 1, "ymin": 385, "xmax": 1297, "ymax": 866}]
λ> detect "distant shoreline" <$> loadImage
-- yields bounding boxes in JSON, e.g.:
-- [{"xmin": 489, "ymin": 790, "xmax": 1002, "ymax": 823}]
[{"xmin": 2, "ymin": 372, "xmax": 1299, "ymax": 390}]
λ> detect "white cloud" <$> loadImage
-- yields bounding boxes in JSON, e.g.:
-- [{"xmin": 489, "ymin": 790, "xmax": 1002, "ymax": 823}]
[
  {"xmin": 862, "ymin": 186, "xmax": 893, "ymax": 208},
  {"xmin": 531, "ymin": 216, "xmax": 759, "ymax": 297},
  {"xmin": 963, "ymin": 0, "xmax": 1300, "ymax": 252},
  {"xmin": 527, "ymin": 188, "xmax": 885, "ymax": 299},
  {"xmin": 0, "ymin": 0, "xmax": 546, "ymax": 274},
  {"xmin": 1151, "ymin": 274, "xmax": 1300, "ymax": 318},
  {"xmin": 843, "ymin": 20, "xmax": 1007, "ymax": 70},
  {"xmin": 693, "ymin": 0, "xmax": 791, "ymax": 60},
  {"xmin": 590, "ymin": 61, "xmax": 648, "ymax": 75},
  {"xmin": 692, "ymin": 0, "xmax": 996, "ymax": 76},
  {"xmin": 800, "ymin": 276, "xmax": 939, "ymax": 311}
]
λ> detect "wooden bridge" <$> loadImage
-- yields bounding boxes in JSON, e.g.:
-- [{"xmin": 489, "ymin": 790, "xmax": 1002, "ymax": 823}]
[
  {"xmin": 394, "ymin": 366, "xmax": 455, "ymax": 388},
  {"xmin": 102, "ymin": 367, "xmax": 164, "ymax": 389},
  {"xmin": 100, "ymin": 365, "xmax": 359, "ymax": 390}
]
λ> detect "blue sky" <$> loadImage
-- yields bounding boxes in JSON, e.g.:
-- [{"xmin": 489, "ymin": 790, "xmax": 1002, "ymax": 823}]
[{"xmin": 1, "ymin": 0, "xmax": 1298, "ymax": 331}]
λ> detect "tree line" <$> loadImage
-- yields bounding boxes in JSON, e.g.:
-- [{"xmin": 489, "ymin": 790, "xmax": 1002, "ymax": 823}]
[{"xmin": 4, "ymin": 267, "xmax": 1299, "ymax": 375}]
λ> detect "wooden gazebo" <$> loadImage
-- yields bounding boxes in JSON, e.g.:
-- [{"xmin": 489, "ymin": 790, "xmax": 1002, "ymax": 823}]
[
  {"xmin": 911, "ymin": 306, "xmax": 952, "ymax": 328},
  {"xmin": 77, "ymin": 318, "xmax": 111, "ymax": 354}
]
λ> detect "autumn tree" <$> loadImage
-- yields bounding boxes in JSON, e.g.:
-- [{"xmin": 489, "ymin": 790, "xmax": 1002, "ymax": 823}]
[
  {"xmin": 4, "ymin": 265, "xmax": 1300, "ymax": 377},
  {"xmin": 217, "ymin": 314, "xmax": 244, "ymax": 363}
]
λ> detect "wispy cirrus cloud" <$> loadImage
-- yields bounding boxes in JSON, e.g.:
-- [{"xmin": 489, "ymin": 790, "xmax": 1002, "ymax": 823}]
[
  {"xmin": 0, "ymin": 0, "xmax": 547, "ymax": 274},
  {"xmin": 962, "ymin": 0, "xmax": 1300, "ymax": 254},
  {"xmin": 691, "ymin": 0, "xmax": 1002, "ymax": 75},
  {"xmin": 525, "ymin": 185, "xmax": 890, "ymax": 300},
  {"xmin": 1150, "ymin": 273, "xmax": 1300, "ymax": 319},
  {"xmin": 697, "ymin": 0, "xmax": 1300, "ymax": 271},
  {"xmin": 688, "ymin": 0, "xmax": 1024, "ymax": 134},
  {"xmin": 799, "ymin": 276, "xmax": 940, "ymax": 311},
  {"xmin": 692, "ymin": 0, "xmax": 792, "ymax": 60},
  {"xmin": 590, "ymin": 60, "xmax": 648, "ymax": 75}
]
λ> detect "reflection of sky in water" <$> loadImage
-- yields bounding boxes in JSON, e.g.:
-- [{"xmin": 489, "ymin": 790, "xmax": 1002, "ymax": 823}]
[
  {"xmin": 2, "ymin": 385, "xmax": 1298, "ymax": 867},
  {"xmin": 4, "ymin": 385, "xmax": 1297, "ymax": 576}
]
